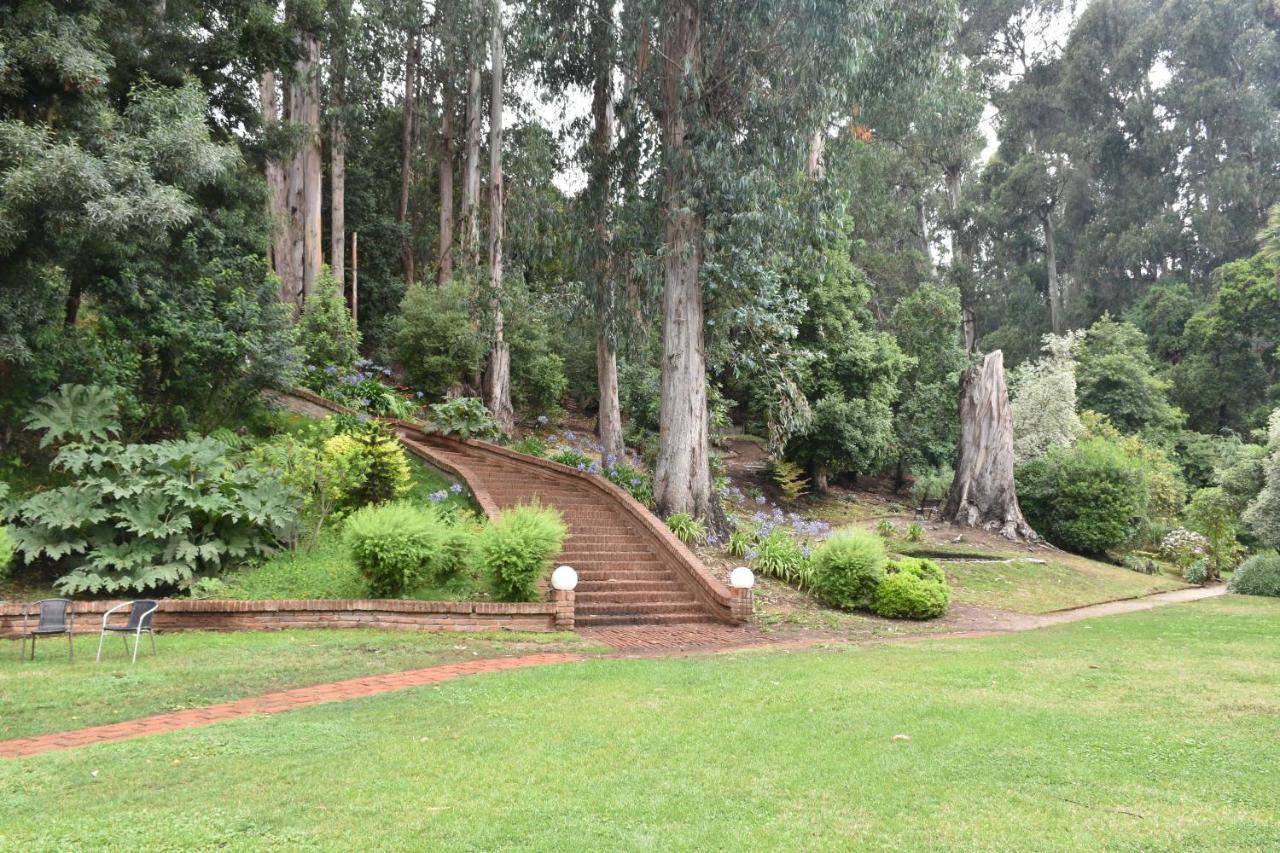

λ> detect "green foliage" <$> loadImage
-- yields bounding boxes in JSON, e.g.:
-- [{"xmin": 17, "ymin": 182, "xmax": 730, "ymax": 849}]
[
  {"xmin": 189, "ymin": 577, "xmax": 229, "ymax": 599},
  {"xmin": 426, "ymin": 398, "xmax": 502, "ymax": 441},
  {"xmin": 393, "ymin": 281, "xmax": 486, "ymax": 398},
  {"xmin": 1244, "ymin": 410, "xmax": 1280, "ymax": 548},
  {"xmin": 510, "ymin": 435, "xmax": 549, "ymax": 458},
  {"xmin": 1010, "ymin": 332, "xmax": 1085, "ymax": 462},
  {"xmin": 769, "ymin": 459, "xmax": 809, "ymax": 504},
  {"xmin": 0, "ymin": 523, "xmax": 13, "ymax": 581},
  {"xmin": 6, "ymin": 387, "xmax": 295, "ymax": 594},
  {"xmin": 1184, "ymin": 487, "xmax": 1242, "ymax": 579},
  {"xmin": 873, "ymin": 557, "xmax": 950, "ymax": 620},
  {"xmin": 343, "ymin": 502, "xmax": 450, "ymax": 598},
  {"xmin": 1017, "ymin": 438, "xmax": 1150, "ymax": 554},
  {"xmin": 875, "ymin": 519, "xmax": 897, "ymax": 539},
  {"xmin": 810, "ymin": 530, "xmax": 886, "ymax": 611},
  {"xmin": 480, "ymin": 503, "xmax": 567, "ymax": 602},
  {"xmin": 1121, "ymin": 555, "xmax": 1159, "ymax": 575},
  {"xmin": 1183, "ymin": 558, "xmax": 1209, "ymax": 586},
  {"xmin": 727, "ymin": 525, "xmax": 756, "ymax": 558},
  {"xmin": 665, "ymin": 512, "xmax": 706, "ymax": 546},
  {"xmin": 910, "ymin": 469, "xmax": 952, "ymax": 504},
  {"xmin": 296, "ymin": 274, "xmax": 360, "ymax": 374},
  {"xmin": 1076, "ymin": 316, "xmax": 1182, "ymax": 438},
  {"xmin": 751, "ymin": 528, "xmax": 812, "ymax": 588},
  {"xmin": 1227, "ymin": 554, "xmax": 1280, "ymax": 598},
  {"xmin": 339, "ymin": 422, "xmax": 413, "ymax": 507},
  {"xmin": 603, "ymin": 462, "xmax": 654, "ymax": 507},
  {"xmin": 906, "ymin": 523, "xmax": 924, "ymax": 543},
  {"xmin": 550, "ymin": 448, "xmax": 592, "ymax": 469},
  {"xmin": 21, "ymin": 384, "xmax": 120, "ymax": 448}
]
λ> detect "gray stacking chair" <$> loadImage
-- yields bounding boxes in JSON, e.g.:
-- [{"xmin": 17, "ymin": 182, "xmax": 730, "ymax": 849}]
[
  {"xmin": 97, "ymin": 600, "xmax": 159, "ymax": 663},
  {"xmin": 19, "ymin": 598, "xmax": 75, "ymax": 661}
]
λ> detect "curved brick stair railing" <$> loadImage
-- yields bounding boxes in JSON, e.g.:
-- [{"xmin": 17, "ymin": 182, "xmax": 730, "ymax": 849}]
[{"xmin": 280, "ymin": 390, "xmax": 749, "ymax": 627}]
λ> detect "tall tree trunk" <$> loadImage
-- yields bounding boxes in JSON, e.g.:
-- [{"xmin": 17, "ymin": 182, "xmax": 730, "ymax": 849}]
[
  {"xmin": 399, "ymin": 18, "xmax": 420, "ymax": 288},
  {"xmin": 945, "ymin": 167, "xmax": 977, "ymax": 353},
  {"xmin": 300, "ymin": 34, "xmax": 323, "ymax": 300},
  {"xmin": 589, "ymin": 0, "xmax": 623, "ymax": 459},
  {"xmin": 806, "ymin": 128, "xmax": 826, "ymax": 179},
  {"xmin": 483, "ymin": 0, "xmax": 513, "ymax": 435},
  {"xmin": 654, "ymin": 0, "xmax": 722, "ymax": 531},
  {"xmin": 437, "ymin": 78, "xmax": 455, "ymax": 286},
  {"xmin": 461, "ymin": 15, "xmax": 483, "ymax": 267},
  {"xmin": 329, "ymin": 3, "xmax": 351, "ymax": 289},
  {"xmin": 943, "ymin": 350, "xmax": 1037, "ymax": 540},
  {"xmin": 1043, "ymin": 210, "xmax": 1062, "ymax": 334},
  {"xmin": 261, "ymin": 71, "xmax": 295, "ymax": 306}
]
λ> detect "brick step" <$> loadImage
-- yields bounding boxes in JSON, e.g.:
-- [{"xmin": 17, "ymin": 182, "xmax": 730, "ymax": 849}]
[
  {"xmin": 575, "ymin": 570, "xmax": 675, "ymax": 583},
  {"xmin": 575, "ymin": 590, "xmax": 695, "ymax": 605},
  {"xmin": 564, "ymin": 535, "xmax": 651, "ymax": 546},
  {"xmin": 576, "ymin": 602, "xmax": 706, "ymax": 617},
  {"xmin": 558, "ymin": 551, "xmax": 658, "ymax": 563},
  {"xmin": 575, "ymin": 612, "xmax": 719, "ymax": 627},
  {"xmin": 576, "ymin": 580, "xmax": 687, "ymax": 593}
]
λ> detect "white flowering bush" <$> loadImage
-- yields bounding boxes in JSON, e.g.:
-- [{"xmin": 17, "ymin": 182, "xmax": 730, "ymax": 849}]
[
  {"xmin": 1161, "ymin": 528, "xmax": 1209, "ymax": 569},
  {"xmin": 1010, "ymin": 331, "xmax": 1086, "ymax": 463},
  {"xmin": 1243, "ymin": 409, "xmax": 1280, "ymax": 547}
]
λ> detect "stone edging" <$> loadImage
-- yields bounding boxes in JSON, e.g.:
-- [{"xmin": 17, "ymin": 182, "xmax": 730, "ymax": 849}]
[{"xmin": 0, "ymin": 594, "xmax": 575, "ymax": 638}]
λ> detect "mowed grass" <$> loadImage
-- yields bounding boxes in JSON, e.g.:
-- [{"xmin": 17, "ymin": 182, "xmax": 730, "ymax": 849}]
[
  {"xmin": 3, "ymin": 596, "xmax": 1278, "ymax": 850},
  {"xmin": 898, "ymin": 542, "xmax": 1187, "ymax": 613},
  {"xmin": 0, "ymin": 629, "xmax": 599, "ymax": 741}
]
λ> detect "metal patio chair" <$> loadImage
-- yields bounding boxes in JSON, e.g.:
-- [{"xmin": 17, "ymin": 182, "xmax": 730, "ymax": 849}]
[
  {"xmin": 96, "ymin": 600, "xmax": 159, "ymax": 663},
  {"xmin": 18, "ymin": 598, "xmax": 75, "ymax": 661}
]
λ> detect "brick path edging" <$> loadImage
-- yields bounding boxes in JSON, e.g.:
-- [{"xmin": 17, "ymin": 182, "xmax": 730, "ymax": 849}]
[
  {"xmin": 0, "ymin": 592, "xmax": 576, "ymax": 639},
  {"xmin": 0, "ymin": 653, "xmax": 584, "ymax": 759}
]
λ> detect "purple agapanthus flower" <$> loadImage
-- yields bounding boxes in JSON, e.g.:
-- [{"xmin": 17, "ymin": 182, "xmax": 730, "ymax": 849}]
[
  {"xmin": 576, "ymin": 463, "xmax": 587, "ymax": 472},
  {"xmin": 630, "ymin": 478, "xmax": 641, "ymax": 487},
  {"xmin": 564, "ymin": 430, "xmax": 577, "ymax": 441},
  {"xmin": 537, "ymin": 415, "xmax": 549, "ymax": 425},
  {"xmin": 744, "ymin": 548, "xmax": 757, "ymax": 561},
  {"xmin": 416, "ymin": 391, "xmax": 425, "ymax": 399},
  {"xmin": 449, "ymin": 483, "xmax": 464, "ymax": 494},
  {"xmin": 429, "ymin": 490, "xmax": 447, "ymax": 503},
  {"xmin": 588, "ymin": 461, "xmax": 602, "ymax": 475},
  {"xmin": 707, "ymin": 533, "xmax": 720, "ymax": 545},
  {"xmin": 755, "ymin": 495, "xmax": 767, "ymax": 505},
  {"xmin": 324, "ymin": 365, "xmax": 339, "ymax": 375}
]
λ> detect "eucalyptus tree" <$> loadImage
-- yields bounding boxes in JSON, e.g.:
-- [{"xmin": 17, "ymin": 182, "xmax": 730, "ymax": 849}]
[{"xmin": 642, "ymin": 0, "xmax": 955, "ymax": 526}]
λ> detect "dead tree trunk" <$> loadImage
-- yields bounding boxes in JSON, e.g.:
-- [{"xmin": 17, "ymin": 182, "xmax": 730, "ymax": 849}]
[
  {"xmin": 482, "ymin": 0, "xmax": 513, "ymax": 435},
  {"xmin": 943, "ymin": 350, "xmax": 1038, "ymax": 541}
]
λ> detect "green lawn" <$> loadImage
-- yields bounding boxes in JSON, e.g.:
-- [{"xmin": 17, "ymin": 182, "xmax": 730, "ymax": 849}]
[
  {"xmin": 3, "ymin": 596, "xmax": 1278, "ymax": 849},
  {"xmin": 0, "ymin": 629, "xmax": 599, "ymax": 741},
  {"xmin": 898, "ymin": 543, "xmax": 1187, "ymax": 613}
]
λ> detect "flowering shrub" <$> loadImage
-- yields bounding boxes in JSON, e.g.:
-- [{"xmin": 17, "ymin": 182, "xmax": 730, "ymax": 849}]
[
  {"xmin": 751, "ymin": 528, "xmax": 812, "ymax": 588},
  {"xmin": 1161, "ymin": 528, "xmax": 1209, "ymax": 569}
]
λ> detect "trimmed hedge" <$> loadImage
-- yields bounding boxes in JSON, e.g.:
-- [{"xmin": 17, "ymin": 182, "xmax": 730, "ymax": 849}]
[
  {"xmin": 810, "ymin": 531, "xmax": 886, "ymax": 611},
  {"xmin": 872, "ymin": 557, "xmax": 950, "ymax": 619}
]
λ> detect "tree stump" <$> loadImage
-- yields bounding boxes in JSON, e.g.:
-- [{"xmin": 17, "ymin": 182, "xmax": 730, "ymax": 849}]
[{"xmin": 943, "ymin": 350, "xmax": 1038, "ymax": 541}]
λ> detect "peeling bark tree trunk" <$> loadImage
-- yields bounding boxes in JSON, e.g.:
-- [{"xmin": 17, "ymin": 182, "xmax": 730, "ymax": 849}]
[
  {"xmin": 461, "ymin": 16, "xmax": 483, "ymax": 267},
  {"xmin": 283, "ymin": 32, "xmax": 323, "ymax": 306},
  {"xmin": 261, "ymin": 71, "xmax": 294, "ymax": 305},
  {"xmin": 1042, "ymin": 210, "xmax": 1062, "ymax": 334},
  {"xmin": 589, "ymin": 0, "xmax": 623, "ymax": 459},
  {"xmin": 482, "ymin": 0, "xmax": 513, "ymax": 436},
  {"xmin": 806, "ymin": 128, "xmax": 825, "ymax": 179},
  {"xmin": 654, "ymin": 0, "xmax": 724, "ymax": 533},
  {"xmin": 943, "ymin": 350, "xmax": 1038, "ymax": 540},
  {"xmin": 399, "ymin": 18, "xmax": 420, "ymax": 288},
  {"xmin": 329, "ymin": 4, "xmax": 350, "ymax": 289},
  {"xmin": 437, "ymin": 78, "xmax": 455, "ymax": 286},
  {"xmin": 945, "ymin": 168, "xmax": 977, "ymax": 354}
]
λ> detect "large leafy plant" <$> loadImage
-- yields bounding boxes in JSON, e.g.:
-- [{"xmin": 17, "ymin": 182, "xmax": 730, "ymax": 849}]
[{"xmin": 6, "ymin": 386, "xmax": 297, "ymax": 594}]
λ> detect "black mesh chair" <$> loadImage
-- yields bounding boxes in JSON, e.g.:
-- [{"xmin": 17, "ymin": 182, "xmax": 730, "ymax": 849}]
[
  {"xmin": 19, "ymin": 599, "xmax": 75, "ymax": 661},
  {"xmin": 97, "ymin": 600, "xmax": 159, "ymax": 663}
]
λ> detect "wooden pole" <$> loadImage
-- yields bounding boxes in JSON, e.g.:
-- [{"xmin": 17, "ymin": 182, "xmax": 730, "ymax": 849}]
[{"xmin": 350, "ymin": 231, "xmax": 359, "ymax": 325}]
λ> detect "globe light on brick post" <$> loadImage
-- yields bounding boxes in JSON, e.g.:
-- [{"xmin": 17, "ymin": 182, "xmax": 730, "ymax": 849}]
[
  {"xmin": 730, "ymin": 567, "xmax": 755, "ymax": 589},
  {"xmin": 551, "ymin": 565, "xmax": 578, "ymax": 591}
]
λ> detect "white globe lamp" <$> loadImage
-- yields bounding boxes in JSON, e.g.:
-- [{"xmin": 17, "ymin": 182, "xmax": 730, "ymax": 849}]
[
  {"xmin": 551, "ymin": 565, "xmax": 578, "ymax": 591},
  {"xmin": 729, "ymin": 566, "xmax": 755, "ymax": 589}
]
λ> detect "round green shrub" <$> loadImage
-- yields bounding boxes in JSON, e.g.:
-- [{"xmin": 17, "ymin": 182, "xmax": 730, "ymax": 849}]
[
  {"xmin": 810, "ymin": 530, "xmax": 886, "ymax": 611},
  {"xmin": 1183, "ymin": 558, "xmax": 1209, "ymax": 586},
  {"xmin": 0, "ymin": 524, "xmax": 14, "ymax": 581},
  {"xmin": 343, "ymin": 502, "xmax": 448, "ymax": 597},
  {"xmin": 1016, "ymin": 437, "xmax": 1149, "ymax": 554},
  {"xmin": 393, "ymin": 280, "xmax": 486, "ymax": 397},
  {"xmin": 480, "ymin": 503, "xmax": 568, "ymax": 601},
  {"xmin": 1227, "ymin": 554, "xmax": 1280, "ymax": 597},
  {"xmin": 872, "ymin": 557, "xmax": 950, "ymax": 619}
]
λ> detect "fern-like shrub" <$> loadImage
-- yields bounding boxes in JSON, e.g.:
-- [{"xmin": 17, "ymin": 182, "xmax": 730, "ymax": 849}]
[
  {"xmin": 810, "ymin": 530, "xmax": 886, "ymax": 611},
  {"xmin": 1227, "ymin": 554, "xmax": 1280, "ymax": 598},
  {"xmin": 752, "ymin": 528, "xmax": 812, "ymax": 589},
  {"xmin": 770, "ymin": 459, "xmax": 810, "ymax": 504},
  {"xmin": 296, "ymin": 273, "xmax": 361, "ymax": 374},
  {"xmin": 480, "ymin": 503, "xmax": 567, "ymax": 601},
  {"xmin": 872, "ymin": 557, "xmax": 950, "ymax": 619},
  {"xmin": 666, "ymin": 512, "xmax": 706, "ymax": 545},
  {"xmin": 343, "ymin": 502, "xmax": 449, "ymax": 597},
  {"xmin": 7, "ymin": 386, "xmax": 296, "ymax": 595}
]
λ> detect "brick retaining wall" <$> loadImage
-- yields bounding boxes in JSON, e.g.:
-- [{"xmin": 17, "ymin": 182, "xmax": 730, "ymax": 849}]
[{"xmin": 0, "ymin": 591, "xmax": 575, "ymax": 638}]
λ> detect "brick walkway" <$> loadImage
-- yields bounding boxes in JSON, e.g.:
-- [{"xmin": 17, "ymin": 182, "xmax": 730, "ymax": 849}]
[
  {"xmin": 0, "ymin": 653, "xmax": 581, "ymax": 759},
  {"xmin": 582, "ymin": 623, "xmax": 772, "ymax": 654}
]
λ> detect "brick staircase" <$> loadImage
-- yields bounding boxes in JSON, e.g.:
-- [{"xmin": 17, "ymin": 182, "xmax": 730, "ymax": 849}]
[{"xmin": 400, "ymin": 431, "xmax": 725, "ymax": 627}]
